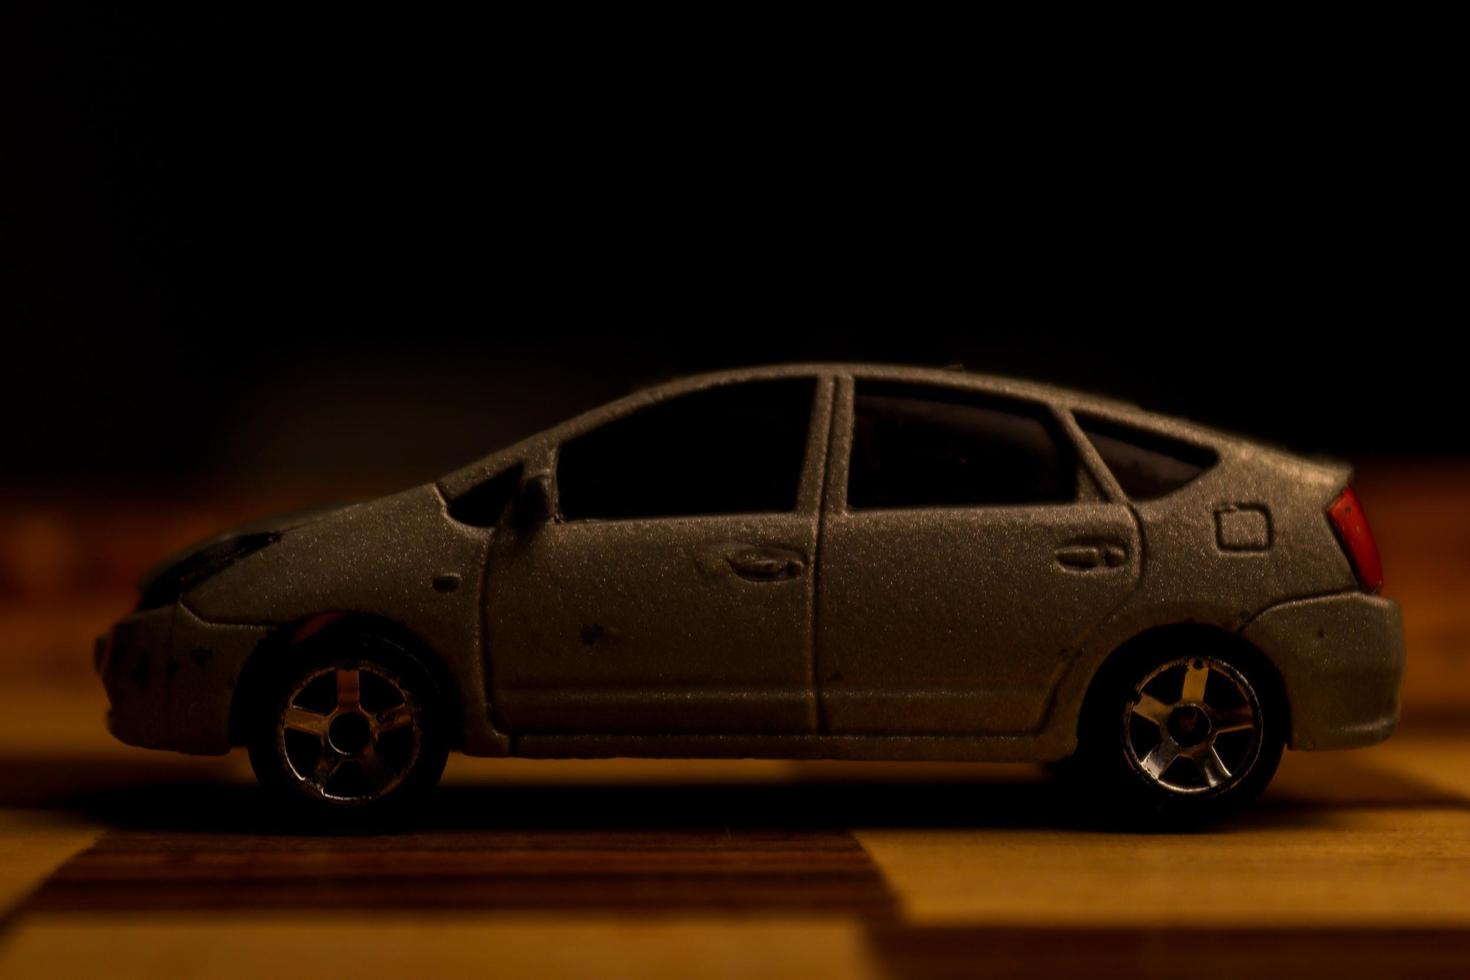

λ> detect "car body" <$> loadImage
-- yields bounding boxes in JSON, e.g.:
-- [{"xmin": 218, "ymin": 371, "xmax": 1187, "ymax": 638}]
[{"xmin": 98, "ymin": 364, "xmax": 1404, "ymax": 817}]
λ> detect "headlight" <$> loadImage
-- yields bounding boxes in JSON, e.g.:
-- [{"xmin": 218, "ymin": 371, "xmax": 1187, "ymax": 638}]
[{"xmin": 136, "ymin": 532, "xmax": 280, "ymax": 611}]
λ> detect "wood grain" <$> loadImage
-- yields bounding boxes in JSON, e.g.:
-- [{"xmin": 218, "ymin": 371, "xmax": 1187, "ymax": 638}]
[
  {"xmin": 28, "ymin": 827, "xmax": 896, "ymax": 915},
  {"xmin": 865, "ymin": 926, "xmax": 1470, "ymax": 980}
]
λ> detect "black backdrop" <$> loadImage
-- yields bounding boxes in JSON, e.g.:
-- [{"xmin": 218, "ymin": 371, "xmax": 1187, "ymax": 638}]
[{"xmin": 4, "ymin": 9, "xmax": 1458, "ymax": 491}]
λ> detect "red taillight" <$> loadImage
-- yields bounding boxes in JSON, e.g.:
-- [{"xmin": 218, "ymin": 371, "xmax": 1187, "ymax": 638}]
[{"xmin": 1328, "ymin": 487, "xmax": 1384, "ymax": 593}]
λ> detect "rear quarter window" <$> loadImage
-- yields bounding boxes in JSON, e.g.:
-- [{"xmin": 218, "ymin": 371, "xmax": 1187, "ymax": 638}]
[{"xmin": 1075, "ymin": 413, "xmax": 1218, "ymax": 500}]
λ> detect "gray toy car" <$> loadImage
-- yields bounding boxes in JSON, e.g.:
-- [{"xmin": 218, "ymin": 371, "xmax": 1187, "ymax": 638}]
[{"xmin": 97, "ymin": 364, "xmax": 1403, "ymax": 821}]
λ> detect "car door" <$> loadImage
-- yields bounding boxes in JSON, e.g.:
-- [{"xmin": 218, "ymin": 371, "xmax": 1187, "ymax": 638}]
[
  {"xmin": 815, "ymin": 376, "xmax": 1141, "ymax": 735},
  {"xmin": 486, "ymin": 374, "xmax": 833, "ymax": 735}
]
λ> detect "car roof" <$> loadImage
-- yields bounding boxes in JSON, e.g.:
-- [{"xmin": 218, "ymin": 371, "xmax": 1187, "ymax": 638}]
[
  {"xmin": 624, "ymin": 363, "xmax": 1225, "ymax": 437},
  {"xmin": 676, "ymin": 362, "xmax": 1142, "ymax": 411}
]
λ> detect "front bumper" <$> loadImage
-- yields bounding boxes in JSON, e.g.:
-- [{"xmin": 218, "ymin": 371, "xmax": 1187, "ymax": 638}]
[
  {"xmin": 97, "ymin": 602, "xmax": 270, "ymax": 755},
  {"xmin": 1241, "ymin": 592, "xmax": 1405, "ymax": 750}
]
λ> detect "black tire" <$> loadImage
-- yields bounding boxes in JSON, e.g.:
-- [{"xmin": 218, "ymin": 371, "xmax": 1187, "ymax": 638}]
[
  {"xmin": 247, "ymin": 628, "xmax": 449, "ymax": 821},
  {"xmin": 1071, "ymin": 643, "xmax": 1284, "ymax": 826}
]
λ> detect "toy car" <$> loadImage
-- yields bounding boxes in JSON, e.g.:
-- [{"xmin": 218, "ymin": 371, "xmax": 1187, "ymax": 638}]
[{"xmin": 97, "ymin": 364, "xmax": 1403, "ymax": 821}]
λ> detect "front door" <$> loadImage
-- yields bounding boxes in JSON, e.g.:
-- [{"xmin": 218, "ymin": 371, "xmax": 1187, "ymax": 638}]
[
  {"xmin": 488, "ymin": 375, "xmax": 833, "ymax": 735},
  {"xmin": 816, "ymin": 378, "xmax": 1141, "ymax": 735}
]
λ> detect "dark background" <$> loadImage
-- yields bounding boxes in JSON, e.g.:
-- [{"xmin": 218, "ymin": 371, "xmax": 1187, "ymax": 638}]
[{"xmin": 4, "ymin": 9, "xmax": 1459, "ymax": 496}]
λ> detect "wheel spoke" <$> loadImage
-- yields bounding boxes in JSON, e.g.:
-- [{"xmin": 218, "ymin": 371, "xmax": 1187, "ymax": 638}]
[
  {"xmin": 1180, "ymin": 662, "xmax": 1210, "ymax": 703},
  {"xmin": 312, "ymin": 753, "xmax": 342, "ymax": 789},
  {"xmin": 335, "ymin": 668, "xmax": 361, "ymax": 710},
  {"xmin": 1140, "ymin": 739, "xmax": 1180, "ymax": 779},
  {"xmin": 1132, "ymin": 693, "xmax": 1173, "ymax": 727},
  {"xmin": 283, "ymin": 706, "xmax": 329, "ymax": 738},
  {"xmin": 1212, "ymin": 704, "xmax": 1256, "ymax": 734},
  {"xmin": 359, "ymin": 742, "xmax": 388, "ymax": 786},
  {"xmin": 376, "ymin": 703, "xmax": 415, "ymax": 734},
  {"xmin": 1196, "ymin": 746, "xmax": 1232, "ymax": 787}
]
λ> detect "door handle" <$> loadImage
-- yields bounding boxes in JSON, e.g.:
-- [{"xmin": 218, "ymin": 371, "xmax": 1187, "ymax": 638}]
[
  {"xmin": 727, "ymin": 547, "xmax": 806, "ymax": 582},
  {"xmin": 1055, "ymin": 541, "xmax": 1128, "ymax": 571}
]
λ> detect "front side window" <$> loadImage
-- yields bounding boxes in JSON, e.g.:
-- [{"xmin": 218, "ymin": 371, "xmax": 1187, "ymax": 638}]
[
  {"xmin": 1075, "ymin": 413, "xmax": 1217, "ymax": 500},
  {"xmin": 557, "ymin": 378, "xmax": 817, "ymax": 521},
  {"xmin": 848, "ymin": 382, "xmax": 1076, "ymax": 509}
]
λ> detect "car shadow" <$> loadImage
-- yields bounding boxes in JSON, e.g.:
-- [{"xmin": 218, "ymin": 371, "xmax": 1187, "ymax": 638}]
[{"xmin": 3, "ymin": 753, "xmax": 1464, "ymax": 837}]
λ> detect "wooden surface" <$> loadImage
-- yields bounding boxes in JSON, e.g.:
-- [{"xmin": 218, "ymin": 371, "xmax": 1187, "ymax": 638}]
[{"xmin": 0, "ymin": 462, "xmax": 1467, "ymax": 977}]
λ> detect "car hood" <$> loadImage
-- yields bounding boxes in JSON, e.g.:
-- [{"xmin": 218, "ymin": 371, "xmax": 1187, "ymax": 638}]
[{"xmin": 137, "ymin": 502, "xmax": 352, "ymax": 594}]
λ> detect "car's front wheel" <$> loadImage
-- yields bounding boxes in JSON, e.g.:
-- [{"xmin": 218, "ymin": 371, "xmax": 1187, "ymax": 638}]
[
  {"xmin": 247, "ymin": 631, "xmax": 448, "ymax": 819},
  {"xmin": 1076, "ymin": 647, "xmax": 1284, "ymax": 824}
]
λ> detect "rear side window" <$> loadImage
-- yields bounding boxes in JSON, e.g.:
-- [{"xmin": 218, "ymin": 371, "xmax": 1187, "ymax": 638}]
[
  {"xmin": 558, "ymin": 378, "xmax": 817, "ymax": 520},
  {"xmin": 1075, "ymin": 413, "xmax": 1217, "ymax": 500},
  {"xmin": 848, "ymin": 382, "xmax": 1076, "ymax": 509}
]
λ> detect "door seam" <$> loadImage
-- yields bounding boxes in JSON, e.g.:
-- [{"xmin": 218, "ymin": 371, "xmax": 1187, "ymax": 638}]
[{"xmin": 811, "ymin": 377, "xmax": 844, "ymax": 735}]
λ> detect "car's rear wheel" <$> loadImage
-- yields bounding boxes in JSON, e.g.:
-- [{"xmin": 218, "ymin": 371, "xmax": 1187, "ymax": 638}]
[
  {"xmin": 1075, "ymin": 646, "xmax": 1284, "ymax": 824},
  {"xmin": 247, "ymin": 631, "xmax": 448, "ymax": 819}
]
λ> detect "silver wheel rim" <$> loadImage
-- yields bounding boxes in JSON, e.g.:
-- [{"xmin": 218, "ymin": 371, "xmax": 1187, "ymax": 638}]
[
  {"xmin": 1122, "ymin": 656, "xmax": 1262, "ymax": 796},
  {"xmin": 276, "ymin": 662, "xmax": 422, "ymax": 804}
]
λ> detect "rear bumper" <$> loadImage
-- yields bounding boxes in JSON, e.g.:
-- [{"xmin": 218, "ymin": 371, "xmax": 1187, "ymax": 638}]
[
  {"xmin": 97, "ymin": 603, "xmax": 270, "ymax": 755},
  {"xmin": 1241, "ymin": 592, "xmax": 1404, "ymax": 750}
]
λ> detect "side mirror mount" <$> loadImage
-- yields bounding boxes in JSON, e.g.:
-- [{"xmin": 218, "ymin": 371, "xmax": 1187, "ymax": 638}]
[{"xmin": 514, "ymin": 472, "xmax": 556, "ymax": 528}]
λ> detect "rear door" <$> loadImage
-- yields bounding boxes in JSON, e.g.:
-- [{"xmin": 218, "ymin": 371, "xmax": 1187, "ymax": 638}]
[{"xmin": 815, "ymin": 377, "xmax": 1142, "ymax": 735}]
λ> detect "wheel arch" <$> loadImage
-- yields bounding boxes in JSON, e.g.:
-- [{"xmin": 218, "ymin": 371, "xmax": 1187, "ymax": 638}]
[
  {"xmin": 229, "ymin": 612, "xmax": 467, "ymax": 749},
  {"xmin": 1072, "ymin": 622, "xmax": 1290, "ymax": 747}
]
